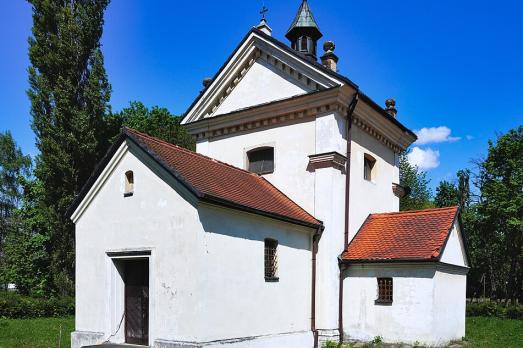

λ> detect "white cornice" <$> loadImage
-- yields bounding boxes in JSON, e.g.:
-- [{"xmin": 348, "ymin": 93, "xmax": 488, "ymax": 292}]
[{"xmin": 185, "ymin": 85, "xmax": 415, "ymax": 153}]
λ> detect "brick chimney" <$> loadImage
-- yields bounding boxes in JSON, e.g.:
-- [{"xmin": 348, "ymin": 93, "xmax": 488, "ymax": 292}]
[{"xmin": 320, "ymin": 41, "xmax": 338, "ymax": 72}]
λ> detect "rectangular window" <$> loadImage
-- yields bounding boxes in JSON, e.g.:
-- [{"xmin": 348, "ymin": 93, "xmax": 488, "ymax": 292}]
[
  {"xmin": 364, "ymin": 155, "xmax": 376, "ymax": 181},
  {"xmin": 264, "ymin": 239, "xmax": 278, "ymax": 281},
  {"xmin": 376, "ymin": 277, "xmax": 393, "ymax": 304}
]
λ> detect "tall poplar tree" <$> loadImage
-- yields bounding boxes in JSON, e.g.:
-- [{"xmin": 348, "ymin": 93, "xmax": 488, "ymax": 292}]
[{"xmin": 27, "ymin": 0, "xmax": 111, "ymax": 294}]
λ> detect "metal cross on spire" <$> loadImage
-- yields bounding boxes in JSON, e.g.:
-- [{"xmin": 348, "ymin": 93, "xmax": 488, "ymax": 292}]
[{"xmin": 259, "ymin": 3, "xmax": 268, "ymax": 20}]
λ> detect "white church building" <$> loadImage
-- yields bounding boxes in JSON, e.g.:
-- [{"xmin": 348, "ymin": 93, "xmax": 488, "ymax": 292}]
[{"xmin": 68, "ymin": 1, "xmax": 470, "ymax": 347}]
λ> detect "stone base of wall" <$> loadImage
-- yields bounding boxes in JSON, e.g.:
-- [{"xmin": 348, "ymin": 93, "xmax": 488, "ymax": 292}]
[
  {"xmin": 71, "ymin": 331, "xmax": 105, "ymax": 348},
  {"xmin": 154, "ymin": 331, "xmax": 313, "ymax": 348},
  {"xmin": 317, "ymin": 329, "xmax": 340, "ymax": 346}
]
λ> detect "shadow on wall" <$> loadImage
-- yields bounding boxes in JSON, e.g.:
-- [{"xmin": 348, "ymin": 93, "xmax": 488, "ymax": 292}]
[
  {"xmin": 342, "ymin": 265, "xmax": 437, "ymax": 279},
  {"xmin": 197, "ymin": 203, "xmax": 312, "ymax": 251}
]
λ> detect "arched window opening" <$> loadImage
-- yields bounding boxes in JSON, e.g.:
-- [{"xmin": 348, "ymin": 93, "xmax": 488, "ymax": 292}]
[
  {"xmin": 247, "ymin": 147, "xmax": 274, "ymax": 175},
  {"xmin": 300, "ymin": 36, "xmax": 308, "ymax": 52},
  {"xmin": 364, "ymin": 154, "xmax": 376, "ymax": 182},
  {"xmin": 124, "ymin": 170, "xmax": 134, "ymax": 197}
]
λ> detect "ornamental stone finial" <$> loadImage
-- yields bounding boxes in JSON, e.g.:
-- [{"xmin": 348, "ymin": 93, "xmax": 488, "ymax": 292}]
[
  {"xmin": 385, "ymin": 98, "xmax": 398, "ymax": 118},
  {"xmin": 323, "ymin": 40, "xmax": 335, "ymax": 53}
]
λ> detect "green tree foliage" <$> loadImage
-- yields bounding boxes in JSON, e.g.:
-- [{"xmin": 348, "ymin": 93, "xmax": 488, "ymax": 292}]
[
  {"xmin": 399, "ymin": 152, "xmax": 433, "ymax": 211},
  {"xmin": 108, "ymin": 101, "xmax": 195, "ymax": 150},
  {"xmin": 474, "ymin": 126, "xmax": 522, "ymax": 301},
  {"xmin": 0, "ymin": 131, "xmax": 32, "ymax": 289},
  {"xmin": 27, "ymin": 0, "xmax": 111, "ymax": 294},
  {"xmin": 0, "ymin": 131, "xmax": 31, "ymax": 235},
  {"xmin": 434, "ymin": 180, "xmax": 460, "ymax": 208}
]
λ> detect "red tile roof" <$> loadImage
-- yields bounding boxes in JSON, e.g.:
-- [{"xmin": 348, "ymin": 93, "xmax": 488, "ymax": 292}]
[
  {"xmin": 340, "ymin": 206, "xmax": 459, "ymax": 262},
  {"xmin": 124, "ymin": 128, "xmax": 321, "ymax": 228}
]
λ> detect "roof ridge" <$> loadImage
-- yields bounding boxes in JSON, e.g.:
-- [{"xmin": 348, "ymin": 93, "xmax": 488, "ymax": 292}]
[
  {"xmin": 370, "ymin": 206, "xmax": 458, "ymax": 218},
  {"xmin": 124, "ymin": 127, "xmax": 263, "ymax": 179}
]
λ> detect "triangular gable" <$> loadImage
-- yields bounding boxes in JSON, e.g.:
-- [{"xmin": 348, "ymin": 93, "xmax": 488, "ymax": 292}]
[
  {"xmin": 213, "ymin": 57, "xmax": 314, "ymax": 116},
  {"xmin": 440, "ymin": 220, "xmax": 469, "ymax": 268},
  {"xmin": 182, "ymin": 28, "xmax": 348, "ymax": 124}
]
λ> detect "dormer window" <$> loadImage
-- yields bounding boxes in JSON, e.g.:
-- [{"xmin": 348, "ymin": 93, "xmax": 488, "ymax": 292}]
[
  {"xmin": 247, "ymin": 147, "xmax": 274, "ymax": 175},
  {"xmin": 124, "ymin": 170, "xmax": 134, "ymax": 197},
  {"xmin": 364, "ymin": 154, "xmax": 376, "ymax": 181}
]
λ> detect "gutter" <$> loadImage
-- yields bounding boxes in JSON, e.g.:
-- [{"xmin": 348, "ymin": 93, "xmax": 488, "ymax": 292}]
[
  {"xmin": 339, "ymin": 91, "xmax": 359, "ymax": 343},
  {"xmin": 311, "ymin": 224, "xmax": 324, "ymax": 348}
]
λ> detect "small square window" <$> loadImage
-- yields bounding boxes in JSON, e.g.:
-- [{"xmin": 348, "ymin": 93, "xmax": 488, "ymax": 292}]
[
  {"xmin": 376, "ymin": 277, "xmax": 393, "ymax": 304},
  {"xmin": 264, "ymin": 239, "xmax": 278, "ymax": 281}
]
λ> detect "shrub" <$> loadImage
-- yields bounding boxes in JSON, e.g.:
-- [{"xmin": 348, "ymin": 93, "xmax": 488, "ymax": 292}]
[
  {"xmin": 322, "ymin": 341, "xmax": 339, "ymax": 348},
  {"xmin": 505, "ymin": 305, "xmax": 523, "ymax": 320},
  {"xmin": 467, "ymin": 301, "xmax": 523, "ymax": 319},
  {"xmin": 0, "ymin": 292, "xmax": 74, "ymax": 319}
]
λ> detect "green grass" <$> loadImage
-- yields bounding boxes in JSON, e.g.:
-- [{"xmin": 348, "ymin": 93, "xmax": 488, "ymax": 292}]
[
  {"xmin": 465, "ymin": 316, "xmax": 523, "ymax": 347},
  {"xmin": 0, "ymin": 316, "xmax": 521, "ymax": 348},
  {"xmin": 0, "ymin": 316, "xmax": 74, "ymax": 348}
]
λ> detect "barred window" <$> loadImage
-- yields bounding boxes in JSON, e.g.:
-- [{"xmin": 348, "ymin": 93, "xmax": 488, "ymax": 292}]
[
  {"xmin": 376, "ymin": 278, "xmax": 393, "ymax": 304},
  {"xmin": 264, "ymin": 239, "xmax": 278, "ymax": 281}
]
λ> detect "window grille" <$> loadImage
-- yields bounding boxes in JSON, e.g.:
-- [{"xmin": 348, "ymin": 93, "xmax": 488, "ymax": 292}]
[
  {"xmin": 376, "ymin": 277, "xmax": 393, "ymax": 304},
  {"xmin": 264, "ymin": 239, "xmax": 278, "ymax": 280},
  {"xmin": 247, "ymin": 147, "xmax": 274, "ymax": 175}
]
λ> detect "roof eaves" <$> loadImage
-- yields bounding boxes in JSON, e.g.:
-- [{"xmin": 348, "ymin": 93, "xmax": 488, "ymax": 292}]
[
  {"xmin": 123, "ymin": 128, "xmax": 204, "ymax": 199},
  {"xmin": 201, "ymin": 193, "xmax": 321, "ymax": 229}
]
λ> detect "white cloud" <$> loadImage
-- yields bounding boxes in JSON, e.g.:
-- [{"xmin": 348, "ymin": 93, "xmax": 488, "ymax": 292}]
[
  {"xmin": 414, "ymin": 126, "xmax": 461, "ymax": 145},
  {"xmin": 466, "ymin": 135, "xmax": 474, "ymax": 140},
  {"xmin": 408, "ymin": 147, "xmax": 440, "ymax": 170}
]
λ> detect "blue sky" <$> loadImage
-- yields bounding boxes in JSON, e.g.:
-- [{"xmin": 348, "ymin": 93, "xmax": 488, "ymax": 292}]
[{"xmin": 1, "ymin": 0, "xmax": 522, "ymax": 191}]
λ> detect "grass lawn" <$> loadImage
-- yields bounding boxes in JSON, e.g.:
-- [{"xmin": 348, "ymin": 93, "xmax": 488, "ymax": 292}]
[
  {"xmin": 0, "ymin": 316, "xmax": 74, "ymax": 348},
  {"xmin": 0, "ymin": 316, "xmax": 521, "ymax": 347},
  {"xmin": 465, "ymin": 316, "xmax": 523, "ymax": 347}
]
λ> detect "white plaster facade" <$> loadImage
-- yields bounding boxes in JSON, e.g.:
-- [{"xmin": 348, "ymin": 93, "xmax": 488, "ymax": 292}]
[
  {"xmin": 342, "ymin": 221, "xmax": 469, "ymax": 346},
  {"xmin": 71, "ymin": 142, "xmax": 315, "ymax": 347},
  {"xmin": 72, "ymin": 10, "xmax": 469, "ymax": 348}
]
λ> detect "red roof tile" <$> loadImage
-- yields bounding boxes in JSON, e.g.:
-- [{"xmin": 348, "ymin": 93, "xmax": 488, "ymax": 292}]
[
  {"xmin": 340, "ymin": 206, "xmax": 459, "ymax": 262},
  {"xmin": 124, "ymin": 128, "xmax": 321, "ymax": 228}
]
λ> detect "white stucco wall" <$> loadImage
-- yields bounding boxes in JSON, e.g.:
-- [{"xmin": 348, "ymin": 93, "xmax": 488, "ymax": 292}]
[
  {"xmin": 214, "ymin": 59, "xmax": 312, "ymax": 116},
  {"xmin": 73, "ymin": 141, "xmax": 314, "ymax": 347},
  {"xmin": 433, "ymin": 269, "xmax": 467, "ymax": 342},
  {"xmin": 342, "ymin": 262, "xmax": 467, "ymax": 346},
  {"xmin": 440, "ymin": 223, "xmax": 468, "ymax": 267},
  {"xmin": 347, "ymin": 126, "xmax": 399, "ymax": 241},
  {"xmin": 197, "ymin": 118, "xmax": 317, "ymax": 214}
]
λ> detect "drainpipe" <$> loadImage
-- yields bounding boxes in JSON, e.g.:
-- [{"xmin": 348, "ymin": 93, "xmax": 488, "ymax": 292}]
[
  {"xmin": 312, "ymin": 224, "xmax": 324, "ymax": 348},
  {"xmin": 339, "ymin": 91, "xmax": 359, "ymax": 344}
]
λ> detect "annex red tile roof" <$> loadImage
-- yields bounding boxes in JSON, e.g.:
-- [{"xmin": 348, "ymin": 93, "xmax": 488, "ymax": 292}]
[
  {"xmin": 124, "ymin": 128, "xmax": 321, "ymax": 228},
  {"xmin": 340, "ymin": 206, "xmax": 459, "ymax": 262}
]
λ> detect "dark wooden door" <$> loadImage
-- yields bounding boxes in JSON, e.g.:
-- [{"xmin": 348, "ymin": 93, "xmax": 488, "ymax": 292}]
[{"xmin": 125, "ymin": 259, "xmax": 149, "ymax": 345}]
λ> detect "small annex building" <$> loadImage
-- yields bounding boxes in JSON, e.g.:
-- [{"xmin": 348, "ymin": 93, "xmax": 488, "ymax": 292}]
[{"xmin": 69, "ymin": 1, "xmax": 470, "ymax": 348}]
